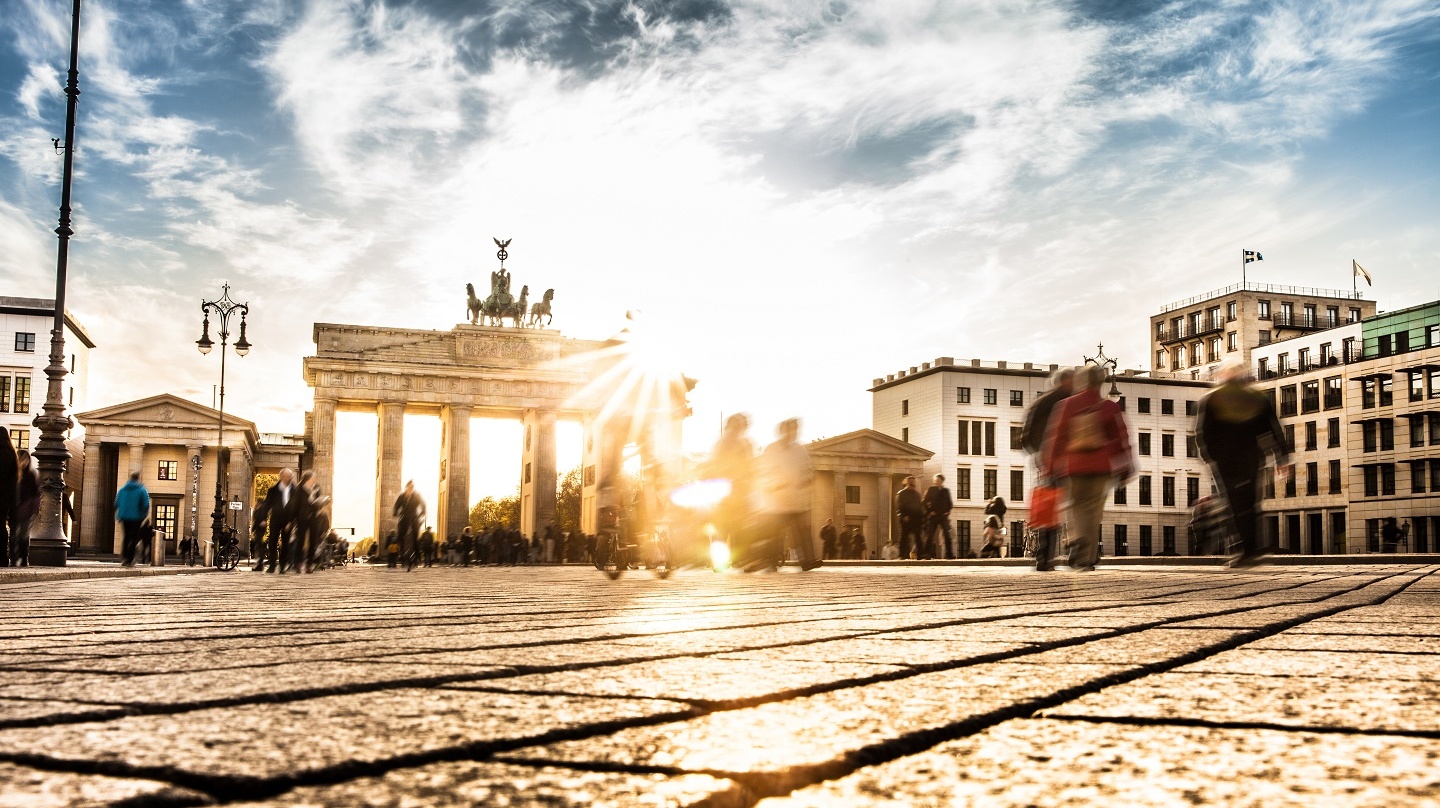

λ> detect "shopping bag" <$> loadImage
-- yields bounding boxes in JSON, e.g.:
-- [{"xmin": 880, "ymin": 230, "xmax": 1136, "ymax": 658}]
[{"xmin": 1029, "ymin": 485, "xmax": 1061, "ymax": 529}]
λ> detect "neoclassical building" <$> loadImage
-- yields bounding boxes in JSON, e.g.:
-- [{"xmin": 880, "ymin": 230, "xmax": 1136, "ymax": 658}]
[
  {"xmin": 74, "ymin": 394, "xmax": 304, "ymax": 557},
  {"xmin": 807, "ymin": 429, "xmax": 934, "ymax": 556}
]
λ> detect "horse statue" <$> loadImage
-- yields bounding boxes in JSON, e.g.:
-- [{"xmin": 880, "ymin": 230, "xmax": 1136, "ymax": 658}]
[
  {"xmin": 465, "ymin": 283, "xmax": 484, "ymax": 325},
  {"xmin": 483, "ymin": 284, "xmax": 527, "ymax": 327},
  {"xmin": 528, "ymin": 288, "xmax": 555, "ymax": 328}
]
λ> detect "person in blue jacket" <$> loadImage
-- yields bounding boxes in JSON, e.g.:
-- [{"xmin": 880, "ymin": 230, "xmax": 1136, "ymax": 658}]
[{"xmin": 114, "ymin": 472, "xmax": 151, "ymax": 567}]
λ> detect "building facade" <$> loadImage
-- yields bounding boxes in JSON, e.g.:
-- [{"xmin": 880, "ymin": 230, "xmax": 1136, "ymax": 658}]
[
  {"xmin": 0, "ymin": 296, "xmax": 93, "ymax": 452},
  {"xmin": 1150, "ymin": 284, "xmax": 1374, "ymax": 380},
  {"xmin": 871, "ymin": 358, "xmax": 1212, "ymax": 558},
  {"xmin": 804, "ymin": 429, "xmax": 933, "ymax": 557}
]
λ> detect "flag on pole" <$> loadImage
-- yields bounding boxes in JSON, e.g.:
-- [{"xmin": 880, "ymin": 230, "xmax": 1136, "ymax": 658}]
[
  {"xmin": 1353, "ymin": 259, "xmax": 1372, "ymax": 286},
  {"xmin": 1243, "ymin": 250, "xmax": 1263, "ymax": 264}
]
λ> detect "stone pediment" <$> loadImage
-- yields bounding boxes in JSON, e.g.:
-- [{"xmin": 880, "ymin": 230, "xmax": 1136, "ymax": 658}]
[
  {"xmin": 76, "ymin": 393, "xmax": 255, "ymax": 431},
  {"xmin": 808, "ymin": 429, "xmax": 934, "ymax": 460}
]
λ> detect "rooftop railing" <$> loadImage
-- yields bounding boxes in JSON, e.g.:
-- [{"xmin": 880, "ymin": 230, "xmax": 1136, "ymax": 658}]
[{"xmin": 1158, "ymin": 282, "xmax": 1365, "ymax": 314}]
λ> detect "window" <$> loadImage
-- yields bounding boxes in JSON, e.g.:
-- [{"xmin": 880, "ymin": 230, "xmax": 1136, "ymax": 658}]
[
  {"xmin": 1298, "ymin": 347, "xmax": 1311, "ymax": 370},
  {"xmin": 1320, "ymin": 343, "xmax": 1334, "ymax": 365},
  {"xmin": 1284, "ymin": 424, "xmax": 1295, "ymax": 453},
  {"xmin": 901, "ymin": 399, "xmax": 909, "ymax": 416},
  {"xmin": 1279, "ymin": 386, "xmax": 1297, "ymax": 417},
  {"xmin": 1186, "ymin": 477, "xmax": 1200, "ymax": 507},
  {"xmin": 1284, "ymin": 468, "xmax": 1296, "ymax": 498},
  {"xmin": 983, "ymin": 388, "xmax": 997, "ymax": 406},
  {"xmin": 1193, "ymin": 342, "xmax": 1204, "ymax": 364},
  {"xmin": 1138, "ymin": 433, "xmax": 1152, "ymax": 456},
  {"xmin": 1304, "ymin": 304, "xmax": 1316, "ymax": 326},
  {"xmin": 1226, "ymin": 301, "xmax": 1237, "ymax": 320},
  {"xmin": 956, "ymin": 468, "xmax": 971, "ymax": 500},
  {"xmin": 1306, "ymin": 462, "xmax": 1318, "ymax": 496},
  {"xmin": 1410, "ymin": 415, "xmax": 1425, "ymax": 448},
  {"xmin": 845, "ymin": 485, "xmax": 861, "ymax": 504},
  {"xmin": 1363, "ymin": 421, "xmax": 1378, "ymax": 452},
  {"xmin": 1412, "ymin": 373, "xmax": 1425, "ymax": 402},
  {"xmin": 1326, "ymin": 306, "xmax": 1339, "ymax": 327},
  {"xmin": 1209, "ymin": 337, "xmax": 1222, "ymax": 362},
  {"xmin": 1278, "ymin": 353, "xmax": 1291, "ymax": 374},
  {"xmin": 1379, "ymin": 377, "xmax": 1393, "ymax": 406},
  {"xmin": 901, "ymin": 427, "xmax": 909, "ymax": 443},
  {"xmin": 14, "ymin": 377, "xmax": 30, "ymax": 414},
  {"xmin": 152, "ymin": 503, "xmax": 177, "ymax": 547},
  {"xmin": 1324, "ymin": 376, "xmax": 1343, "ymax": 409},
  {"xmin": 1186, "ymin": 434, "xmax": 1198, "ymax": 458},
  {"xmin": 1281, "ymin": 302, "xmax": 1294, "ymax": 321},
  {"xmin": 1155, "ymin": 350, "xmax": 1167, "ymax": 369},
  {"xmin": 984, "ymin": 422, "xmax": 996, "ymax": 456},
  {"xmin": 1398, "ymin": 331, "xmax": 1410, "ymax": 353},
  {"xmin": 973, "ymin": 422, "xmax": 983, "ymax": 455},
  {"xmin": 957, "ymin": 421, "xmax": 969, "ymax": 454},
  {"xmin": 1161, "ymin": 399, "xmax": 1174, "ymax": 415},
  {"xmin": 1381, "ymin": 465, "xmax": 1395, "ymax": 495},
  {"xmin": 0, "ymin": 376, "xmax": 8, "ymax": 412},
  {"xmin": 1227, "ymin": 332, "xmax": 1237, "ymax": 352},
  {"xmin": 1258, "ymin": 300, "xmax": 1271, "ymax": 319},
  {"xmin": 1301, "ymin": 381, "xmax": 1319, "ymax": 413},
  {"xmin": 157, "ymin": 460, "xmax": 179, "ymax": 481},
  {"xmin": 1380, "ymin": 334, "xmax": 1393, "ymax": 356},
  {"xmin": 1175, "ymin": 346, "xmax": 1186, "ymax": 368},
  {"xmin": 1185, "ymin": 400, "xmax": 1196, "ymax": 416},
  {"xmin": 1162, "ymin": 475, "xmax": 1176, "ymax": 506},
  {"xmin": 1413, "ymin": 461, "xmax": 1428, "ymax": 494},
  {"xmin": 1258, "ymin": 330, "xmax": 1272, "ymax": 346},
  {"xmin": 1138, "ymin": 397, "xmax": 1151, "ymax": 414},
  {"xmin": 12, "ymin": 430, "xmax": 28, "ymax": 450},
  {"xmin": 1010, "ymin": 470, "xmax": 1025, "ymax": 501},
  {"xmin": 1304, "ymin": 421, "xmax": 1317, "ymax": 451},
  {"xmin": 1329, "ymin": 459, "xmax": 1342, "ymax": 494},
  {"xmin": 1380, "ymin": 419, "xmax": 1394, "ymax": 451},
  {"xmin": 1161, "ymin": 434, "xmax": 1175, "ymax": 457},
  {"xmin": 1010, "ymin": 425, "xmax": 1023, "ymax": 450},
  {"xmin": 1430, "ymin": 324, "xmax": 1440, "ymax": 348},
  {"xmin": 1139, "ymin": 475, "xmax": 1152, "ymax": 506},
  {"xmin": 14, "ymin": 332, "xmax": 34, "ymax": 352},
  {"xmin": 1328, "ymin": 417, "xmax": 1341, "ymax": 448},
  {"xmin": 1362, "ymin": 379, "xmax": 1376, "ymax": 409},
  {"xmin": 1114, "ymin": 484, "xmax": 1127, "ymax": 505},
  {"xmin": 983, "ymin": 469, "xmax": 998, "ymax": 500},
  {"xmin": 1431, "ymin": 412, "xmax": 1440, "ymax": 446},
  {"xmin": 1139, "ymin": 524, "xmax": 1153, "ymax": 556},
  {"xmin": 1264, "ymin": 468, "xmax": 1275, "ymax": 499},
  {"xmin": 957, "ymin": 387, "xmax": 970, "ymax": 404},
  {"xmin": 1364, "ymin": 466, "xmax": 1379, "ymax": 496},
  {"xmin": 1114, "ymin": 524, "xmax": 1128, "ymax": 556},
  {"xmin": 1155, "ymin": 321, "xmax": 1166, "ymax": 340},
  {"xmin": 1163, "ymin": 525, "xmax": 1178, "ymax": 555},
  {"xmin": 1343, "ymin": 336, "xmax": 1356, "ymax": 361},
  {"xmin": 1009, "ymin": 390, "xmax": 1023, "ymax": 407},
  {"xmin": 1349, "ymin": 307, "xmax": 1361, "ymax": 323}
]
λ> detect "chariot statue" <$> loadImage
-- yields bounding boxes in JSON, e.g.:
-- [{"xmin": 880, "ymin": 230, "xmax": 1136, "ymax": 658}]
[{"xmin": 465, "ymin": 238, "xmax": 554, "ymax": 328}]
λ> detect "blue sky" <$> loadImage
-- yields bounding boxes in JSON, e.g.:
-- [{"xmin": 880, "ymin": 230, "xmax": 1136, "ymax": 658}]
[{"xmin": 2, "ymin": 0, "xmax": 1439, "ymax": 518}]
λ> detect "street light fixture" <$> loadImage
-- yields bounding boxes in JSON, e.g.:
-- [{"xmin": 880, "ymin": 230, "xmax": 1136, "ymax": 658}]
[
  {"xmin": 198, "ymin": 283, "xmax": 250, "ymax": 564},
  {"xmin": 1083, "ymin": 343, "xmax": 1123, "ymax": 399}
]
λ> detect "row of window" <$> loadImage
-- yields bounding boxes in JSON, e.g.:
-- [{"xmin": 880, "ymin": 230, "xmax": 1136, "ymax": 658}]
[
  {"xmin": 1357, "ymin": 462, "xmax": 1440, "ymax": 497},
  {"xmin": 1361, "ymin": 413, "xmax": 1440, "ymax": 451},
  {"xmin": 1111, "ymin": 475, "xmax": 1200, "ymax": 508},
  {"xmin": 1136, "ymin": 432, "xmax": 1197, "ymax": 458},
  {"xmin": 1261, "ymin": 340, "xmax": 1358, "ymax": 378},
  {"xmin": 1355, "ymin": 372, "xmax": 1440, "ymax": 409},
  {"xmin": 1272, "ymin": 377, "xmax": 1345, "ymax": 415},
  {"xmin": 1158, "ymin": 334, "xmax": 1233, "ymax": 370},
  {"xmin": 1374, "ymin": 324, "xmax": 1440, "ymax": 357},
  {"xmin": 1258, "ymin": 460, "xmax": 1345, "ymax": 499},
  {"xmin": 0, "ymin": 375, "xmax": 32, "ymax": 414},
  {"xmin": 1281, "ymin": 418, "xmax": 1344, "ymax": 452}
]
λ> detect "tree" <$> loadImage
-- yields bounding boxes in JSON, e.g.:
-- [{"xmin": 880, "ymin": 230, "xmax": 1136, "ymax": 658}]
[
  {"xmin": 556, "ymin": 466, "xmax": 582, "ymax": 536},
  {"xmin": 253, "ymin": 472, "xmax": 279, "ymax": 503},
  {"xmin": 469, "ymin": 490, "xmax": 520, "ymax": 532}
]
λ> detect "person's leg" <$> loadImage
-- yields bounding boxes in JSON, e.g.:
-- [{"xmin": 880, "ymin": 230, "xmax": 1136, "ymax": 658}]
[
  {"xmin": 1066, "ymin": 475, "xmax": 1108, "ymax": 569},
  {"xmin": 1216, "ymin": 465, "xmax": 1260, "ymax": 558},
  {"xmin": 788, "ymin": 511, "xmax": 817, "ymax": 566},
  {"xmin": 938, "ymin": 520, "xmax": 955, "ymax": 559},
  {"xmin": 1034, "ymin": 528, "xmax": 1056, "ymax": 571}
]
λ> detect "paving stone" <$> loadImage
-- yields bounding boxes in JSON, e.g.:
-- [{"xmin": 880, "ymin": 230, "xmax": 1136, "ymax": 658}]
[
  {"xmin": 451, "ymin": 656, "xmax": 907, "ymax": 703},
  {"xmin": 1177, "ymin": 649, "xmax": 1440, "ymax": 680},
  {"xmin": 229, "ymin": 762, "xmax": 748, "ymax": 807},
  {"xmin": 496, "ymin": 663, "xmax": 1126, "ymax": 777},
  {"xmin": 1159, "ymin": 605, "xmax": 1342, "ymax": 629},
  {"xmin": 1043, "ymin": 672, "xmax": 1440, "ymax": 733},
  {"xmin": 0, "ymin": 760, "xmax": 209, "ymax": 807},
  {"xmin": 714, "ymin": 638, "xmax": 1033, "ymax": 668},
  {"xmin": 759, "ymin": 718, "xmax": 1440, "ymax": 807},
  {"xmin": 1002, "ymin": 629, "xmax": 1244, "ymax": 667},
  {"xmin": 1250, "ymin": 633, "xmax": 1440, "ymax": 653},
  {"xmin": 870, "ymin": 626, "xmax": 1112, "ymax": 644},
  {"xmin": 0, "ymin": 697, "xmax": 132, "ymax": 725},
  {"xmin": 1292, "ymin": 620, "xmax": 1440, "ymax": 636},
  {"xmin": 0, "ymin": 689, "xmax": 694, "ymax": 780}
]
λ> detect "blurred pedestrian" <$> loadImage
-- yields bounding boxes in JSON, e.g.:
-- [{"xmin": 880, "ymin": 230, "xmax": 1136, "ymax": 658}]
[
  {"xmin": 895, "ymin": 476, "xmax": 924, "ymax": 560},
  {"xmin": 459, "ymin": 526, "xmax": 475, "ymax": 566},
  {"xmin": 1021, "ymin": 367, "xmax": 1074, "ymax": 571},
  {"xmin": 980, "ymin": 515, "xmax": 1005, "ymax": 558},
  {"xmin": 709, "ymin": 413, "xmax": 758, "ymax": 568},
  {"xmin": 1042, "ymin": 364, "xmax": 1134, "ymax": 571},
  {"xmin": 393, "ymin": 481, "xmax": 425, "ymax": 570},
  {"xmin": 114, "ymin": 471, "xmax": 151, "ymax": 568},
  {"xmin": 758, "ymin": 418, "xmax": 822, "ymax": 571},
  {"xmin": 253, "ymin": 468, "xmax": 299, "ymax": 573},
  {"xmin": 922, "ymin": 474, "xmax": 954, "ymax": 559},
  {"xmin": 420, "ymin": 526, "xmax": 436, "ymax": 566},
  {"xmin": 1196, "ymin": 361, "xmax": 1290, "ymax": 567},
  {"xmin": 1380, "ymin": 517, "xmax": 1402, "ymax": 554},
  {"xmin": 11, "ymin": 450, "xmax": 39, "ymax": 566},
  {"xmin": 819, "ymin": 518, "xmax": 837, "ymax": 560},
  {"xmin": 0, "ymin": 427, "xmax": 14, "ymax": 568},
  {"xmin": 384, "ymin": 529, "xmax": 400, "ymax": 568}
]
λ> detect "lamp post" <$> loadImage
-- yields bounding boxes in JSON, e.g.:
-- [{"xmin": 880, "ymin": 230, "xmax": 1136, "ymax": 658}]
[
  {"xmin": 1083, "ymin": 343, "xmax": 1123, "ymax": 399},
  {"xmin": 28, "ymin": 0, "xmax": 84, "ymax": 566},
  {"xmin": 197, "ymin": 283, "xmax": 250, "ymax": 564}
]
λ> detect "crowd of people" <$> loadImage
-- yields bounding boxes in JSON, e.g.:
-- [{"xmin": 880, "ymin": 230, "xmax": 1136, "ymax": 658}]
[{"xmin": 250, "ymin": 467, "xmax": 341, "ymax": 573}]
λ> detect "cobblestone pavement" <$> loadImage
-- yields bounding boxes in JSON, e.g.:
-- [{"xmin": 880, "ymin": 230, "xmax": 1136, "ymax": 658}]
[{"xmin": 1, "ymin": 563, "xmax": 1437, "ymax": 806}]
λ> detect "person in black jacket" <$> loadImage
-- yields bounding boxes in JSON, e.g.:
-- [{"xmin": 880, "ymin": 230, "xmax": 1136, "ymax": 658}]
[
  {"xmin": 922, "ymin": 474, "xmax": 955, "ymax": 559},
  {"xmin": 0, "ymin": 428, "xmax": 15, "ymax": 567},
  {"xmin": 1196, "ymin": 363, "xmax": 1291, "ymax": 567},
  {"xmin": 11, "ymin": 450, "xmax": 39, "ymax": 566},
  {"xmin": 253, "ymin": 468, "xmax": 300, "ymax": 573},
  {"xmin": 895, "ymin": 476, "xmax": 924, "ymax": 560}
]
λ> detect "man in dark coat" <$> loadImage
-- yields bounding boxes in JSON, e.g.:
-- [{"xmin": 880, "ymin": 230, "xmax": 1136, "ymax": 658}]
[
  {"xmin": 895, "ymin": 476, "xmax": 924, "ymax": 560},
  {"xmin": 922, "ymin": 474, "xmax": 955, "ymax": 559},
  {"xmin": 253, "ymin": 468, "xmax": 300, "ymax": 573},
  {"xmin": 818, "ymin": 518, "xmax": 837, "ymax": 560},
  {"xmin": 1196, "ymin": 363, "xmax": 1290, "ymax": 567},
  {"xmin": 392, "ymin": 480, "xmax": 425, "ymax": 570},
  {"xmin": 11, "ymin": 449, "xmax": 39, "ymax": 566},
  {"xmin": 0, "ymin": 428, "xmax": 21, "ymax": 567}
]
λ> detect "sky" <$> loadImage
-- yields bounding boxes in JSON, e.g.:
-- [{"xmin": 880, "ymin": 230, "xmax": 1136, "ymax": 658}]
[{"xmin": 2, "ymin": 0, "xmax": 1439, "ymax": 532}]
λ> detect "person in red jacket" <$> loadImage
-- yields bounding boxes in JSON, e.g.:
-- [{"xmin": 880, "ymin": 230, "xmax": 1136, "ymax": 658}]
[{"xmin": 1042, "ymin": 364, "xmax": 1134, "ymax": 571}]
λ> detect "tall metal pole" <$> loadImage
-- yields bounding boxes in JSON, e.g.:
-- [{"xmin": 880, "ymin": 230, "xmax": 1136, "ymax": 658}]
[
  {"xmin": 197, "ymin": 284, "xmax": 250, "ymax": 565},
  {"xmin": 29, "ymin": 0, "xmax": 84, "ymax": 566}
]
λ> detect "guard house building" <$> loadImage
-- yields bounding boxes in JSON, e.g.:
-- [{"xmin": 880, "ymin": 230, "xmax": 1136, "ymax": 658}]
[
  {"xmin": 872, "ymin": 357, "xmax": 1212, "ymax": 558},
  {"xmin": 1150, "ymin": 284, "xmax": 1375, "ymax": 381}
]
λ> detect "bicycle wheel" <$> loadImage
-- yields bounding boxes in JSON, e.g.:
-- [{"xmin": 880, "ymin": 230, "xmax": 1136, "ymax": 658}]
[{"xmin": 218, "ymin": 546, "xmax": 240, "ymax": 571}]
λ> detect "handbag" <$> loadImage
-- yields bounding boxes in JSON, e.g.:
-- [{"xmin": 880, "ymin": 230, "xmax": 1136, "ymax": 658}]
[{"xmin": 1029, "ymin": 485, "xmax": 1062, "ymax": 529}]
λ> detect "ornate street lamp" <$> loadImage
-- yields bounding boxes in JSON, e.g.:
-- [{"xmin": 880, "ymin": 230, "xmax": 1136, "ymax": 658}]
[
  {"xmin": 28, "ymin": 0, "xmax": 84, "ymax": 566},
  {"xmin": 198, "ymin": 283, "xmax": 250, "ymax": 563},
  {"xmin": 1084, "ymin": 343, "xmax": 1123, "ymax": 399}
]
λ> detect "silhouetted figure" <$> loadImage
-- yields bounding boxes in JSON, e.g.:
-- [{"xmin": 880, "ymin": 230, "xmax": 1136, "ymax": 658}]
[
  {"xmin": 1195, "ymin": 362, "xmax": 1290, "ymax": 567},
  {"xmin": 896, "ymin": 476, "xmax": 924, "ymax": 560},
  {"xmin": 253, "ymin": 468, "xmax": 300, "ymax": 573},
  {"xmin": 759, "ymin": 418, "xmax": 821, "ymax": 570},
  {"xmin": 922, "ymin": 474, "xmax": 954, "ymax": 559},
  {"xmin": 1042, "ymin": 364, "xmax": 1134, "ymax": 571},
  {"xmin": 980, "ymin": 515, "xmax": 1005, "ymax": 558},
  {"xmin": 819, "ymin": 518, "xmax": 837, "ymax": 560},
  {"xmin": 10, "ymin": 450, "xmax": 39, "ymax": 566},
  {"xmin": 709, "ymin": 414, "xmax": 758, "ymax": 568},
  {"xmin": 0, "ymin": 428, "xmax": 15, "ymax": 568},
  {"xmin": 393, "ymin": 481, "xmax": 425, "ymax": 571},
  {"xmin": 1381, "ymin": 517, "xmax": 1403, "ymax": 554}
]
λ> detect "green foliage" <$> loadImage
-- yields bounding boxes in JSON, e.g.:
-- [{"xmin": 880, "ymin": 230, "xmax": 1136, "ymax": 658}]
[
  {"xmin": 469, "ymin": 490, "xmax": 520, "ymax": 532},
  {"xmin": 556, "ymin": 465, "xmax": 582, "ymax": 536},
  {"xmin": 254, "ymin": 472, "xmax": 279, "ymax": 503}
]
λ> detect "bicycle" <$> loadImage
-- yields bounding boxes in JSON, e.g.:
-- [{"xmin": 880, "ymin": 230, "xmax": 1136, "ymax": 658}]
[{"xmin": 214, "ymin": 529, "xmax": 241, "ymax": 571}]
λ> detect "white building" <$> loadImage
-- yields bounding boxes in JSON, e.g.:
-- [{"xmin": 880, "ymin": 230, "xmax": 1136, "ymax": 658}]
[
  {"xmin": 871, "ymin": 357, "xmax": 1212, "ymax": 557},
  {"xmin": 0, "ymin": 296, "xmax": 94, "ymax": 452}
]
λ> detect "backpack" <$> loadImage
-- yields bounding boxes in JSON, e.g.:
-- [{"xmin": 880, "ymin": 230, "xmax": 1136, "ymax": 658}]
[{"xmin": 1066, "ymin": 405, "xmax": 1109, "ymax": 453}]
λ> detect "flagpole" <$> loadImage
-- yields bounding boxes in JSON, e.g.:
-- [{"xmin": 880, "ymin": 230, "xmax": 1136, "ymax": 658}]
[
  {"xmin": 1353, "ymin": 259, "xmax": 1356, "ymax": 297},
  {"xmin": 1242, "ymin": 249, "xmax": 1246, "ymax": 289}
]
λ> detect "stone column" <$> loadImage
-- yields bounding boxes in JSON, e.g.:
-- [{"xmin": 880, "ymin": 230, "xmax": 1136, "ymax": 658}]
[
  {"xmin": 533, "ymin": 410, "xmax": 558, "ymax": 537},
  {"xmin": 437, "ymin": 405, "xmax": 472, "ymax": 543},
  {"xmin": 79, "ymin": 438, "xmax": 102, "ymax": 553},
  {"xmin": 874, "ymin": 473, "xmax": 892, "ymax": 552},
  {"xmin": 310, "ymin": 397, "xmax": 337, "ymax": 503},
  {"xmin": 374, "ymin": 402, "xmax": 405, "ymax": 541},
  {"xmin": 832, "ymin": 470, "xmax": 847, "ymax": 532}
]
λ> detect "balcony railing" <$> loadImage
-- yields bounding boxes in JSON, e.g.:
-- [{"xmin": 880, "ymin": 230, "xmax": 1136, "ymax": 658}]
[
  {"xmin": 1159, "ymin": 282, "xmax": 1366, "ymax": 314},
  {"xmin": 1156, "ymin": 316, "xmax": 1225, "ymax": 344},
  {"xmin": 1272, "ymin": 313, "xmax": 1330, "ymax": 330}
]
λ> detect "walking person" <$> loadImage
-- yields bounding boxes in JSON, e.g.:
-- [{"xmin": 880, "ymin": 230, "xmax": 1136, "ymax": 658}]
[
  {"xmin": 420, "ymin": 526, "xmax": 437, "ymax": 567},
  {"xmin": 114, "ymin": 472, "xmax": 151, "ymax": 568},
  {"xmin": 253, "ymin": 468, "xmax": 300, "ymax": 573},
  {"xmin": 922, "ymin": 474, "xmax": 955, "ymax": 560},
  {"xmin": 980, "ymin": 515, "xmax": 1005, "ymax": 558},
  {"xmin": 392, "ymin": 481, "xmax": 426, "ymax": 571},
  {"xmin": 758, "ymin": 417, "xmax": 822, "ymax": 571},
  {"xmin": 1195, "ymin": 361, "xmax": 1290, "ymax": 567},
  {"xmin": 0, "ymin": 428, "xmax": 13, "ymax": 568},
  {"xmin": 895, "ymin": 476, "xmax": 924, "ymax": 560},
  {"xmin": 1021, "ymin": 367, "xmax": 1074, "ymax": 571},
  {"xmin": 709, "ymin": 414, "xmax": 758, "ymax": 568},
  {"xmin": 1042, "ymin": 364, "xmax": 1134, "ymax": 571},
  {"xmin": 11, "ymin": 450, "xmax": 39, "ymax": 566},
  {"xmin": 1380, "ymin": 518, "xmax": 1403, "ymax": 554}
]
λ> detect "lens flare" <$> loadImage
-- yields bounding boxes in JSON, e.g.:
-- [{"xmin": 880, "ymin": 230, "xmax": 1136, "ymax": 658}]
[
  {"xmin": 709, "ymin": 538, "xmax": 731, "ymax": 571},
  {"xmin": 670, "ymin": 478, "xmax": 732, "ymax": 510}
]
